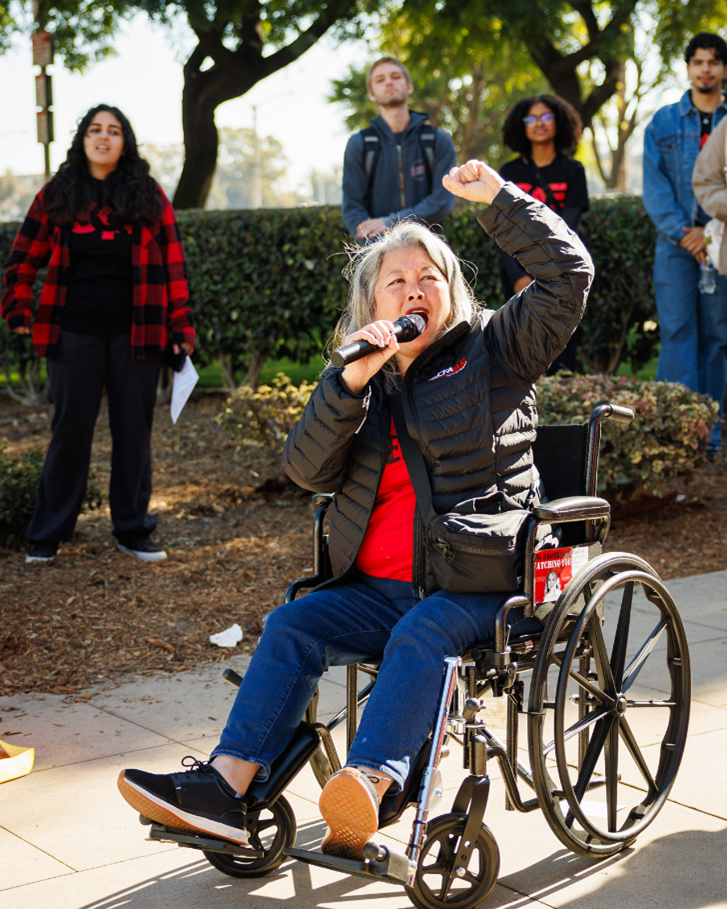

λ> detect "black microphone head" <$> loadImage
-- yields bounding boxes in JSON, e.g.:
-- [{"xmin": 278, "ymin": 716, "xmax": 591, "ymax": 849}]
[{"xmin": 396, "ymin": 313, "xmax": 428, "ymax": 342}]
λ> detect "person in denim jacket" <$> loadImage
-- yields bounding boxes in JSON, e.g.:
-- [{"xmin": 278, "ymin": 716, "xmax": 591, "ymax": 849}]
[{"xmin": 643, "ymin": 32, "xmax": 727, "ymax": 453}]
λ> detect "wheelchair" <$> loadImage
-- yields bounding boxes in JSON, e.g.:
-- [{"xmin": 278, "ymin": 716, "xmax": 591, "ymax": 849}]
[{"xmin": 143, "ymin": 403, "xmax": 691, "ymax": 909}]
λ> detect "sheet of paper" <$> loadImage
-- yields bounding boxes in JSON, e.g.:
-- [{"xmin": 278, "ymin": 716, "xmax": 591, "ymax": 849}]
[
  {"xmin": 209, "ymin": 624, "xmax": 243, "ymax": 648},
  {"xmin": 170, "ymin": 356, "xmax": 199, "ymax": 424}
]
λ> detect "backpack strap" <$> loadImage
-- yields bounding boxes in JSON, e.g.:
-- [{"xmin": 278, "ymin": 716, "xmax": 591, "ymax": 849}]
[
  {"xmin": 363, "ymin": 122, "xmax": 437, "ymax": 195},
  {"xmin": 361, "ymin": 126, "xmax": 381, "ymax": 192},
  {"xmin": 418, "ymin": 126, "xmax": 437, "ymax": 191}
]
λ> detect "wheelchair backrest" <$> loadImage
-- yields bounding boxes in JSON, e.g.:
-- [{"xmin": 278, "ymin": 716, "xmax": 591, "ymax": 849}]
[{"xmin": 532, "ymin": 422, "xmax": 589, "ymax": 545}]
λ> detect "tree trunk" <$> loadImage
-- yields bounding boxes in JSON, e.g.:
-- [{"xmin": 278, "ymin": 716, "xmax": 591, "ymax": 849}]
[
  {"xmin": 244, "ymin": 342, "xmax": 273, "ymax": 388},
  {"xmin": 173, "ymin": 1, "xmax": 357, "ymax": 210},
  {"xmin": 174, "ymin": 42, "xmax": 261, "ymax": 210},
  {"xmin": 219, "ymin": 353, "xmax": 240, "ymax": 391}
]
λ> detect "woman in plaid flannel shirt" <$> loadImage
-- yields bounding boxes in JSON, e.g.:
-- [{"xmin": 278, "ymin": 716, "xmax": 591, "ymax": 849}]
[{"xmin": 1, "ymin": 104, "xmax": 196, "ymax": 564}]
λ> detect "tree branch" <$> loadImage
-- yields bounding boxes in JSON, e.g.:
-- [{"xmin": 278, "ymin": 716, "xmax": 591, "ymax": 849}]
[{"xmin": 257, "ymin": 0, "xmax": 357, "ymax": 80}]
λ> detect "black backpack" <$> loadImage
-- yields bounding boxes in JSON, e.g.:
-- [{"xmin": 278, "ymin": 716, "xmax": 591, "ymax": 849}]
[{"xmin": 361, "ymin": 121, "xmax": 437, "ymax": 194}]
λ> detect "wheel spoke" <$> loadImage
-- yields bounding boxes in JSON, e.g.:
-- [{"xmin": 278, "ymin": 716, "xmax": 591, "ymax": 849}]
[
  {"xmin": 565, "ymin": 714, "xmax": 614, "ymax": 827},
  {"xmin": 421, "ymin": 869, "xmax": 447, "ymax": 898},
  {"xmin": 590, "ymin": 619, "xmax": 616, "ymax": 697},
  {"xmin": 463, "ymin": 869, "xmax": 480, "ymax": 886},
  {"xmin": 249, "ymin": 831, "xmax": 264, "ymax": 850},
  {"xmin": 543, "ymin": 704, "xmax": 609, "ymax": 757},
  {"xmin": 422, "ymin": 859, "xmax": 448, "ymax": 874},
  {"xmin": 622, "ymin": 618, "xmax": 669, "ymax": 692},
  {"xmin": 619, "ymin": 716, "xmax": 657, "ymax": 793},
  {"xmin": 610, "ymin": 582, "xmax": 633, "ymax": 689},
  {"xmin": 568, "ymin": 667, "xmax": 611, "ymax": 705},
  {"xmin": 604, "ymin": 718, "xmax": 620, "ymax": 832}
]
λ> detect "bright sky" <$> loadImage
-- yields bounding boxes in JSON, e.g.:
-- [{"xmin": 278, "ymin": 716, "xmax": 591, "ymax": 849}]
[{"xmin": 0, "ymin": 12, "xmax": 370, "ymax": 193}]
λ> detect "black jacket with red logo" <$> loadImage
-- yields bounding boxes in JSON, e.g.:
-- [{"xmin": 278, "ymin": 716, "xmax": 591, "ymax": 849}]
[{"xmin": 284, "ymin": 184, "xmax": 593, "ymax": 594}]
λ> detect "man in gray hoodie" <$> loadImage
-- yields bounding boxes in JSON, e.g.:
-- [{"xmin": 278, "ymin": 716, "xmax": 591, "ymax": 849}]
[{"xmin": 342, "ymin": 57, "xmax": 457, "ymax": 240}]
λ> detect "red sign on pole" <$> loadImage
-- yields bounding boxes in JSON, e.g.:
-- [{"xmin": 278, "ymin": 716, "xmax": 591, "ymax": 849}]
[{"xmin": 32, "ymin": 30, "xmax": 54, "ymax": 67}]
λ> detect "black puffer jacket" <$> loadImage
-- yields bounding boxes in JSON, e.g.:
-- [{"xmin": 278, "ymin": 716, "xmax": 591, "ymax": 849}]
[{"xmin": 284, "ymin": 184, "xmax": 593, "ymax": 594}]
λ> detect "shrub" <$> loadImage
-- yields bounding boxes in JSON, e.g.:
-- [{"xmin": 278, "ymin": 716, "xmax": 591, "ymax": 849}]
[
  {"xmin": 217, "ymin": 372, "xmax": 318, "ymax": 454},
  {"xmin": 537, "ymin": 373, "xmax": 719, "ymax": 500},
  {"xmin": 0, "ymin": 446, "xmax": 104, "ymax": 546},
  {"xmin": 218, "ymin": 373, "xmax": 718, "ymax": 503},
  {"xmin": 0, "ymin": 448, "xmax": 43, "ymax": 544}
]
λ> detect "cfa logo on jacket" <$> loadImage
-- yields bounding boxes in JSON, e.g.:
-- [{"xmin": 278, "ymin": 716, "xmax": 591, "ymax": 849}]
[{"xmin": 429, "ymin": 357, "xmax": 467, "ymax": 382}]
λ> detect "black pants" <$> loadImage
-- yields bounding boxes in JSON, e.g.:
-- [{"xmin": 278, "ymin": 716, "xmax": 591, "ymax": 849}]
[{"xmin": 26, "ymin": 332, "xmax": 162, "ymax": 544}]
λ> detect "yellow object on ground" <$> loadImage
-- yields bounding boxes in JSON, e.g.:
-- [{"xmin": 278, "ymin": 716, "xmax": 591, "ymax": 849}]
[{"xmin": 0, "ymin": 738, "xmax": 35, "ymax": 783}]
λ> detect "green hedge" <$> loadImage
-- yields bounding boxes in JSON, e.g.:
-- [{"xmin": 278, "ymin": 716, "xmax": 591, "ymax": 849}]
[{"xmin": 0, "ymin": 196, "xmax": 659, "ymax": 388}]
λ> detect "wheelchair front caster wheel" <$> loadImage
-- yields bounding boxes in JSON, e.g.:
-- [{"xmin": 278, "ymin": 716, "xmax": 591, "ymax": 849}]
[
  {"xmin": 203, "ymin": 795, "xmax": 296, "ymax": 879},
  {"xmin": 407, "ymin": 813, "xmax": 500, "ymax": 909}
]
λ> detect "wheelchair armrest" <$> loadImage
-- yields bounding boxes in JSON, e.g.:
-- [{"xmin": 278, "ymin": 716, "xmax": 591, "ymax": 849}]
[
  {"xmin": 533, "ymin": 495, "xmax": 610, "ymax": 523},
  {"xmin": 312, "ymin": 493, "xmax": 334, "ymax": 507}
]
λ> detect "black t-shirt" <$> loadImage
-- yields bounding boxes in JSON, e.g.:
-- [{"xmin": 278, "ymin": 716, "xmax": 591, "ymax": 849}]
[
  {"xmin": 499, "ymin": 154, "xmax": 589, "ymax": 224},
  {"xmin": 696, "ymin": 107, "xmax": 714, "ymax": 149},
  {"xmin": 497, "ymin": 154, "xmax": 589, "ymax": 307},
  {"xmin": 63, "ymin": 179, "xmax": 134, "ymax": 335}
]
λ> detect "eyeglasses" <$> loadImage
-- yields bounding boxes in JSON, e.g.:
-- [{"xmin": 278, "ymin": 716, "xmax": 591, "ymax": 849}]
[{"xmin": 523, "ymin": 112, "xmax": 555, "ymax": 126}]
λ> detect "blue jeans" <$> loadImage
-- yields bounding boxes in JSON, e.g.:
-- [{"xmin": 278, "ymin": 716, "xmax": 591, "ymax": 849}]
[
  {"xmin": 212, "ymin": 574, "xmax": 539, "ymax": 790},
  {"xmin": 654, "ymin": 238, "xmax": 727, "ymax": 448}
]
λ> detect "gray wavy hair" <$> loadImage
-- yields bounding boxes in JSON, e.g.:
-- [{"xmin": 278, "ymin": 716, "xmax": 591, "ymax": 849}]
[{"xmin": 332, "ymin": 221, "xmax": 479, "ymax": 388}]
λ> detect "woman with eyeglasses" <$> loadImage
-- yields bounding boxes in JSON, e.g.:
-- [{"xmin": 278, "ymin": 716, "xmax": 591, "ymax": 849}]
[{"xmin": 498, "ymin": 96, "xmax": 588, "ymax": 374}]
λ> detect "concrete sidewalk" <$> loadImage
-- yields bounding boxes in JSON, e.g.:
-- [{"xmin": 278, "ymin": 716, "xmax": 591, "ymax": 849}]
[{"xmin": 1, "ymin": 570, "xmax": 725, "ymax": 909}]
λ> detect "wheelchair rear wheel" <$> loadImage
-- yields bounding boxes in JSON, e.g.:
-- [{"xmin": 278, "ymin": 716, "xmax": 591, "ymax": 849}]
[
  {"xmin": 407, "ymin": 812, "xmax": 500, "ymax": 909},
  {"xmin": 528, "ymin": 552, "xmax": 690, "ymax": 858},
  {"xmin": 203, "ymin": 795, "xmax": 296, "ymax": 878}
]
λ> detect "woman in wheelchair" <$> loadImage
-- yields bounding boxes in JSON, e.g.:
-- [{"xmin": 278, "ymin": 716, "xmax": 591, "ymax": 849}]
[{"xmin": 118, "ymin": 160, "xmax": 593, "ymax": 860}]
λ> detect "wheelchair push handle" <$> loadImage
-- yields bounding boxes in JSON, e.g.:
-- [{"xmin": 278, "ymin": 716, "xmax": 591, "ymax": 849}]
[{"xmin": 604, "ymin": 404, "xmax": 634, "ymax": 424}]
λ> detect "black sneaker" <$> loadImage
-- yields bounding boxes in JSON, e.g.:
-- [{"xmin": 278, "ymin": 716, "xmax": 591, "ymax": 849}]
[
  {"xmin": 117, "ymin": 757, "xmax": 248, "ymax": 845},
  {"xmin": 117, "ymin": 536, "xmax": 167, "ymax": 563},
  {"xmin": 26, "ymin": 541, "xmax": 59, "ymax": 564}
]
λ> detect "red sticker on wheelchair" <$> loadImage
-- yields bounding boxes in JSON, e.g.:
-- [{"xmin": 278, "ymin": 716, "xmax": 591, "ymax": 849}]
[{"xmin": 534, "ymin": 546, "xmax": 589, "ymax": 603}]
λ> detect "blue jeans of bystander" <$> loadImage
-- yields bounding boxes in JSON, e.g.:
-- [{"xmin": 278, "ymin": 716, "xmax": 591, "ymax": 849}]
[{"xmin": 654, "ymin": 238, "xmax": 727, "ymax": 449}]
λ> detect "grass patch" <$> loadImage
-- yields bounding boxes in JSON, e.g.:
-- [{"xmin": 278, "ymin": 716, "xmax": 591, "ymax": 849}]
[{"xmin": 616, "ymin": 355, "xmax": 658, "ymax": 381}]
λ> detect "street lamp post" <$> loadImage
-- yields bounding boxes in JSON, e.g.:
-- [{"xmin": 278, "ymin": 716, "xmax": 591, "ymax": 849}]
[{"xmin": 251, "ymin": 105, "xmax": 262, "ymax": 209}]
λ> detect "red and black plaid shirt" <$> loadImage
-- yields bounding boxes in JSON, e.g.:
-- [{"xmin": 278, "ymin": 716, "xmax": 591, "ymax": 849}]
[{"xmin": 1, "ymin": 184, "xmax": 195, "ymax": 359}]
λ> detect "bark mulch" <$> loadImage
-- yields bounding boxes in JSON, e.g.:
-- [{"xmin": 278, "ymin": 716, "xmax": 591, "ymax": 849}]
[{"xmin": 1, "ymin": 394, "xmax": 725, "ymax": 698}]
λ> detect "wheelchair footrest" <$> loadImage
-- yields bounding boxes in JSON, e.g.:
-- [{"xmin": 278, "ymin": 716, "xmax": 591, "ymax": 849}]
[
  {"xmin": 285, "ymin": 845, "xmax": 416, "ymax": 885},
  {"xmin": 145, "ymin": 822, "xmax": 264, "ymax": 858}
]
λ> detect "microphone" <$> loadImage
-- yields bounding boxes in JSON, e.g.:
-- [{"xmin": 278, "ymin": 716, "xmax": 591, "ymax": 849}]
[{"xmin": 330, "ymin": 313, "xmax": 428, "ymax": 368}]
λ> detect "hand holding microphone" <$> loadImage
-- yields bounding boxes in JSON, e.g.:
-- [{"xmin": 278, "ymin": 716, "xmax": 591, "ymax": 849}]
[{"xmin": 330, "ymin": 313, "xmax": 428, "ymax": 368}]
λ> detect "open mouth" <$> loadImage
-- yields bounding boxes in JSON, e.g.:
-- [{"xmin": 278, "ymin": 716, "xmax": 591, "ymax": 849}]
[{"xmin": 406, "ymin": 309, "xmax": 429, "ymax": 330}]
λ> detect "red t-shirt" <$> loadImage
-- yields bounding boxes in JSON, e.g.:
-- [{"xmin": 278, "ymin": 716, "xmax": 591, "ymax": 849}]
[{"xmin": 356, "ymin": 417, "xmax": 416, "ymax": 581}]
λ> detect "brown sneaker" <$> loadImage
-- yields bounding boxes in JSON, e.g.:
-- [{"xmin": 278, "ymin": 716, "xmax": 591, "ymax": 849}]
[{"xmin": 319, "ymin": 767, "xmax": 380, "ymax": 860}]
